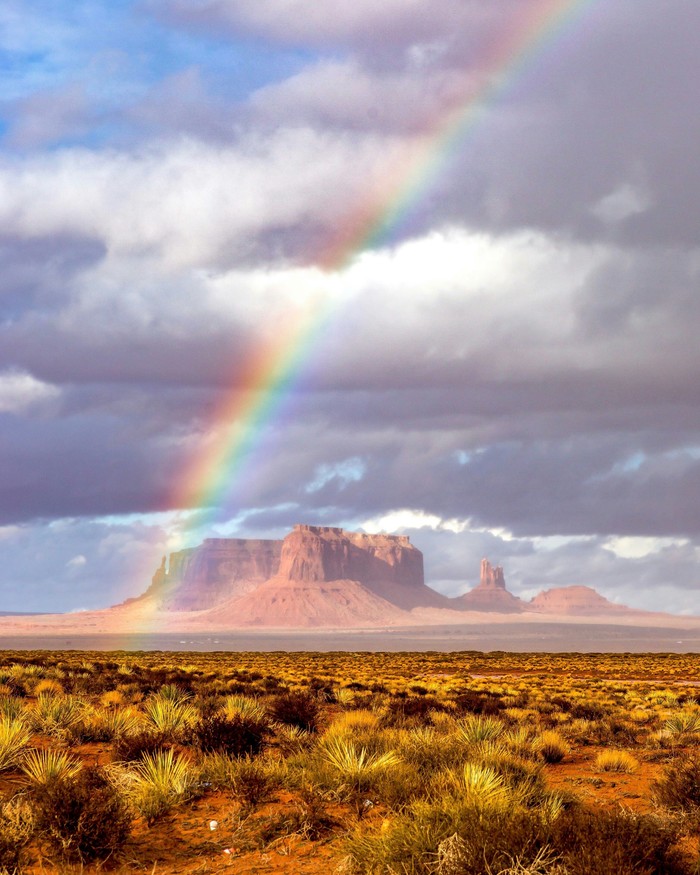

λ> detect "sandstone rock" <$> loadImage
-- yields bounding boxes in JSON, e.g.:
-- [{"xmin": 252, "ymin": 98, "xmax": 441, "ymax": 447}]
[
  {"xmin": 529, "ymin": 585, "xmax": 634, "ymax": 616},
  {"xmin": 278, "ymin": 525, "xmax": 446, "ymax": 609},
  {"xmin": 455, "ymin": 559, "xmax": 525, "ymax": 613},
  {"xmin": 144, "ymin": 538, "xmax": 282, "ymax": 611},
  {"xmin": 198, "ymin": 576, "xmax": 409, "ymax": 628},
  {"xmin": 142, "ymin": 525, "xmax": 444, "ymax": 617}
]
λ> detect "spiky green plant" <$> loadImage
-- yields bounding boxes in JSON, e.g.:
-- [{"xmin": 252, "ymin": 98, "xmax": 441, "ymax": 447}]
[
  {"xmin": 156, "ymin": 684, "xmax": 190, "ymax": 704},
  {"xmin": 0, "ymin": 697, "xmax": 24, "ymax": 723},
  {"xmin": 461, "ymin": 762, "xmax": 509, "ymax": 808},
  {"xmin": 22, "ymin": 749, "xmax": 81, "ymax": 785},
  {"xmin": 664, "ymin": 712, "xmax": 700, "ymax": 737},
  {"xmin": 455, "ymin": 715, "xmax": 504, "ymax": 745},
  {"xmin": 222, "ymin": 695, "xmax": 266, "ymax": 722},
  {"xmin": 321, "ymin": 736, "xmax": 401, "ymax": 816},
  {"xmin": 124, "ymin": 749, "xmax": 196, "ymax": 823},
  {"xmin": 143, "ymin": 696, "xmax": 198, "ymax": 739},
  {"xmin": 29, "ymin": 693, "xmax": 84, "ymax": 737},
  {"xmin": 0, "ymin": 717, "xmax": 31, "ymax": 772}
]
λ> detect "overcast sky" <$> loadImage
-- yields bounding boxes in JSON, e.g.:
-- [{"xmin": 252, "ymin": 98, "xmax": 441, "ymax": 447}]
[{"xmin": 1, "ymin": 0, "xmax": 699, "ymax": 614}]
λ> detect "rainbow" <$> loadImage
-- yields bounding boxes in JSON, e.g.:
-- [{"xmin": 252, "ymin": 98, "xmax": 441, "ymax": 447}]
[{"xmin": 124, "ymin": 0, "xmax": 601, "ymax": 631}]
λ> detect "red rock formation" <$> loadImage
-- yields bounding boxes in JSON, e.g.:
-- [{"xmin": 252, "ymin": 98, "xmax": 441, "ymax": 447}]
[
  {"xmin": 200, "ymin": 577, "xmax": 408, "ymax": 628},
  {"xmin": 455, "ymin": 559, "xmax": 525, "ymax": 613},
  {"xmin": 277, "ymin": 525, "xmax": 445, "ymax": 609},
  {"xmin": 143, "ymin": 538, "xmax": 282, "ymax": 610},
  {"xmin": 140, "ymin": 525, "xmax": 443, "ymax": 619},
  {"xmin": 529, "ymin": 585, "xmax": 634, "ymax": 616}
]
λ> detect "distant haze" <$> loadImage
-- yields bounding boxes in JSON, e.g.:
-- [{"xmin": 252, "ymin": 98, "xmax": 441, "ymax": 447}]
[{"xmin": 0, "ymin": 0, "xmax": 698, "ymax": 616}]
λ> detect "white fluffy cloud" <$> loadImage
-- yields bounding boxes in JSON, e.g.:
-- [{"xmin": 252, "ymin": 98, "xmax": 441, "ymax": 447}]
[{"xmin": 0, "ymin": 370, "xmax": 59, "ymax": 413}]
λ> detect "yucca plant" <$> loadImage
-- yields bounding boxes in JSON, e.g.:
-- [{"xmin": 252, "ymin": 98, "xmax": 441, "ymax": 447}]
[
  {"xmin": 22, "ymin": 749, "xmax": 81, "ymax": 786},
  {"xmin": 321, "ymin": 736, "xmax": 401, "ymax": 816},
  {"xmin": 29, "ymin": 693, "xmax": 84, "ymax": 737},
  {"xmin": 156, "ymin": 684, "xmax": 191, "ymax": 704},
  {"xmin": 455, "ymin": 715, "xmax": 504, "ymax": 745},
  {"xmin": 0, "ymin": 697, "xmax": 25, "ymax": 723},
  {"xmin": 143, "ymin": 696, "xmax": 198, "ymax": 740},
  {"xmin": 222, "ymin": 695, "xmax": 266, "ymax": 722},
  {"xmin": 664, "ymin": 712, "xmax": 700, "ymax": 737},
  {"xmin": 0, "ymin": 716, "xmax": 31, "ymax": 772},
  {"xmin": 461, "ymin": 762, "xmax": 509, "ymax": 809},
  {"xmin": 124, "ymin": 749, "xmax": 196, "ymax": 823}
]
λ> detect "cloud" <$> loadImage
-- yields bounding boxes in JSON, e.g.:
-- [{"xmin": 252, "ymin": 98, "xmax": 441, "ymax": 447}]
[
  {"xmin": 1, "ymin": 0, "xmax": 699, "ymax": 614},
  {"xmin": 0, "ymin": 370, "xmax": 59, "ymax": 413}
]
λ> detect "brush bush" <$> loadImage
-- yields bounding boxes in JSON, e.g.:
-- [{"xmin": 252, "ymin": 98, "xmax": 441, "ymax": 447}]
[
  {"xmin": 187, "ymin": 713, "xmax": 268, "ymax": 757},
  {"xmin": 652, "ymin": 754, "xmax": 700, "ymax": 812},
  {"xmin": 32, "ymin": 766, "xmax": 131, "ymax": 863},
  {"xmin": 268, "ymin": 690, "xmax": 320, "ymax": 732},
  {"xmin": 113, "ymin": 729, "xmax": 168, "ymax": 762}
]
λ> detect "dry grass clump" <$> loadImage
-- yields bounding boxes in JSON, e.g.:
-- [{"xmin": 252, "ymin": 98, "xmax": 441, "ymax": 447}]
[
  {"xmin": 594, "ymin": 750, "xmax": 639, "ymax": 773},
  {"xmin": 535, "ymin": 731, "xmax": 569, "ymax": 764}
]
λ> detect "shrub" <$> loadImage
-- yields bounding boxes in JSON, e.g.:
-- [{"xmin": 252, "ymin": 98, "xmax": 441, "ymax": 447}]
[
  {"xmin": 269, "ymin": 691, "xmax": 319, "ymax": 733},
  {"xmin": 32, "ymin": 766, "xmax": 131, "ymax": 863},
  {"xmin": 453, "ymin": 691, "xmax": 504, "ymax": 716},
  {"xmin": 229, "ymin": 757, "xmax": 279, "ymax": 810},
  {"xmin": 0, "ymin": 716, "xmax": 31, "ymax": 772},
  {"xmin": 113, "ymin": 729, "xmax": 168, "ymax": 762},
  {"xmin": 187, "ymin": 713, "xmax": 268, "ymax": 757},
  {"xmin": 124, "ymin": 748, "xmax": 196, "ymax": 823},
  {"xmin": 22, "ymin": 749, "xmax": 81, "ymax": 786},
  {"xmin": 535, "ymin": 731, "xmax": 569, "ymax": 764},
  {"xmin": 652, "ymin": 754, "xmax": 700, "ymax": 811},
  {"xmin": 0, "ymin": 797, "xmax": 34, "ymax": 872},
  {"xmin": 594, "ymin": 750, "xmax": 638, "ymax": 773},
  {"xmin": 551, "ymin": 807, "xmax": 685, "ymax": 875}
]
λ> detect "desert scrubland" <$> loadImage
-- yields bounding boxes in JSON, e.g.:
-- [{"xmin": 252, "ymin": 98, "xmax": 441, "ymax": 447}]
[{"xmin": 2, "ymin": 650, "xmax": 700, "ymax": 873}]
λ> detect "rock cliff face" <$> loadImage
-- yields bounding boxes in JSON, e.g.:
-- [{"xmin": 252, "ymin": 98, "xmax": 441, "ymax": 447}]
[
  {"xmin": 145, "ymin": 538, "xmax": 282, "ymax": 610},
  {"xmin": 140, "ymin": 533, "xmax": 640, "ymax": 627},
  {"xmin": 456, "ymin": 559, "xmax": 525, "ymax": 613},
  {"xmin": 143, "ymin": 525, "xmax": 439, "ymax": 618},
  {"xmin": 277, "ymin": 525, "xmax": 443, "ymax": 609}
]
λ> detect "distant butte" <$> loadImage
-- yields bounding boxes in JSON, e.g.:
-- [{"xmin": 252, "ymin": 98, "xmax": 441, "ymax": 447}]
[
  {"xmin": 456, "ymin": 559, "xmax": 525, "ymax": 613},
  {"xmin": 128, "ymin": 525, "xmax": 647, "ymax": 627}
]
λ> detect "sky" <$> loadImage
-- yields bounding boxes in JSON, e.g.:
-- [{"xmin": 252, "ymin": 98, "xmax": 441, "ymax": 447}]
[{"xmin": 1, "ymin": 0, "xmax": 699, "ymax": 614}]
